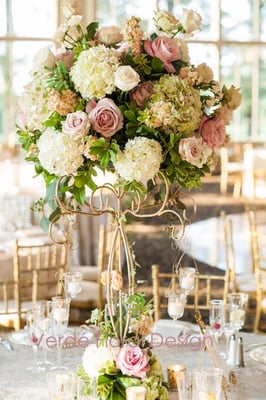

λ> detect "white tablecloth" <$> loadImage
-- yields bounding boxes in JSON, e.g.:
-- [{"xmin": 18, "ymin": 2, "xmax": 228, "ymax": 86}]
[{"xmin": 1, "ymin": 322, "xmax": 266, "ymax": 399}]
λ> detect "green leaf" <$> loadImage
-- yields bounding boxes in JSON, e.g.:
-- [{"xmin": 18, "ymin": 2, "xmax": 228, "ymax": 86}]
[
  {"xmin": 151, "ymin": 57, "xmax": 164, "ymax": 72},
  {"xmin": 73, "ymin": 185, "xmax": 85, "ymax": 204},
  {"xmin": 124, "ymin": 110, "xmax": 137, "ymax": 122},
  {"xmin": 86, "ymin": 22, "xmax": 99, "ymax": 40}
]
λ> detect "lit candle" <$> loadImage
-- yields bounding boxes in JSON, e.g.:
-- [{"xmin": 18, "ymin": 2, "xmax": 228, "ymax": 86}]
[
  {"xmin": 168, "ymin": 302, "xmax": 184, "ymax": 317},
  {"xmin": 181, "ymin": 276, "xmax": 194, "ymax": 290},
  {"xmin": 67, "ymin": 281, "xmax": 81, "ymax": 296},
  {"xmin": 198, "ymin": 391, "xmax": 216, "ymax": 400},
  {"xmin": 167, "ymin": 364, "xmax": 186, "ymax": 390},
  {"xmin": 53, "ymin": 307, "xmax": 67, "ymax": 323},
  {"xmin": 126, "ymin": 386, "xmax": 146, "ymax": 400}
]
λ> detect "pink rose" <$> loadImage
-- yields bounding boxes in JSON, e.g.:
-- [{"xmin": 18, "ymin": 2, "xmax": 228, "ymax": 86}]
[
  {"xmin": 179, "ymin": 136, "xmax": 212, "ymax": 168},
  {"xmin": 200, "ymin": 115, "xmax": 226, "ymax": 150},
  {"xmin": 89, "ymin": 98, "xmax": 123, "ymax": 138},
  {"xmin": 144, "ymin": 36, "xmax": 181, "ymax": 73},
  {"xmin": 129, "ymin": 81, "xmax": 154, "ymax": 107},
  {"xmin": 62, "ymin": 111, "xmax": 90, "ymax": 139},
  {"xmin": 116, "ymin": 344, "xmax": 150, "ymax": 379}
]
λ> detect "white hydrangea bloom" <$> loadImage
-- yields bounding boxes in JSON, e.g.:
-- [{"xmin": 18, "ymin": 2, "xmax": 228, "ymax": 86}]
[
  {"xmin": 37, "ymin": 128, "xmax": 83, "ymax": 176},
  {"xmin": 82, "ymin": 344, "xmax": 117, "ymax": 378},
  {"xmin": 70, "ymin": 45, "xmax": 120, "ymax": 100},
  {"xmin": 114, "ymin": 137, "xmax": 163, "ymax": 183}
]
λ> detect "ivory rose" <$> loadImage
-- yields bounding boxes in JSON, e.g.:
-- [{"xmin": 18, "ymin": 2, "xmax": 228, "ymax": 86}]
[
  {"xmin": 200, "ymin": 115, "xmax": 226, "ymax": 149},
  {"xmin": 129, "ymin": 81, "xmax": 154, "ymax": 107},
  {"xmin": 62, "ymin": 111, "xmax": 90, "ymax": 139},
  {"xmin": 179, "ymin": 8, "xmax": 202, "ymax": 34},
  {"xmin": 89, "ymin": 98, "xmax": 123, "ymax": 138},
  {"xmin": 114, "ymin": 66, "xmax": 140, "ymax": 92},
  {"xmin": 153, "ymin": 10, "xmax": 179, "ymax": 33},
  {"xmin": 31, "ymin": 46, "xmax": 55, "ymax": 75},
  {"xmin": 116, "ymin": 344, "xmax": 150, "ymax": 379},
  {"xmin": 144, "ymin": 36, "xmax": 181, "ymax": 73},
  {"xmin": 179, "ymin": 136, "xmax": 212, "ymax": 168},
  {"xmin": 97, "ymin": 26, "xmax": 123, "ymax": 45}
]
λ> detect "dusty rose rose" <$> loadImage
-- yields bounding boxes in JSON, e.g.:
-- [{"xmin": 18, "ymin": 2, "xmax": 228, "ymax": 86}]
[
  {"xmin": 129, "ymin": 81, "xmax": 154, "ymax": 107},
  {"xmin": 89, "ymin": 98, "xmax": 123, "ymax": 138},
  {"xmin": 179, "ymin": 136, "xmax": 212, "ymax": 168},
  {"xmin": 111, "ymin": 270, "xmax": 123, "ymax": 291},
  {"xmin": 200, "ymin": 115, "xmax": 226, "ymax": 149},
  {"xmin": 55, "ymin": 50, "xmax": 74, "ymax": 70},
  {"xmin": 144, "ymin": 36, "xmax": 181, "ymax": 73},
  {"xmin": 116, "ymin": 344, "xmax": 150, "ymax": 379},
  {"xmin": 96, "ymin": 26, "xmax": 123, "ymax": 45},
  {"xmin": 62, "ymin": 111, "xmax": 90, "ymax": 139},
  {"xmin": 114, "ymin": 66, "xmax": 140, "ymax": 92},
  {"xmin": 86, "ymin": 100, "xmax": 97, "ymax": 114}
]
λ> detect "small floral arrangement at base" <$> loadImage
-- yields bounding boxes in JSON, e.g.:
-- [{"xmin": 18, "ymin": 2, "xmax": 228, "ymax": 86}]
[
  {"xmin": 77, "ymin": 293, "xmax": 169, "ymax": 400},
  {"xmin": 15, "ymin": 5, "xmax": 241, "ymax": 228}
]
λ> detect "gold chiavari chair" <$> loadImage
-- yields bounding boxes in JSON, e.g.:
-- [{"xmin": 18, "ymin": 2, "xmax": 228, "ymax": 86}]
[
  {"xmin": 69, "ymin": 222, "xmax": 116, "ymax": 313},
  {"xmin": 152, "ymin": 263, "xmax": 230, "ymax": 322},
  {"xmin": 0, "ymin": 239, "xmax": 67, "ymax": 331}
]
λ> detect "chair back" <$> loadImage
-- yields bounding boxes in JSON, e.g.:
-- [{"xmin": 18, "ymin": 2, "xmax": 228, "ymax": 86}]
[
  {"xmin": 0, "ymin": 239, "xmax": 67, "ymax": 331},
  {"xmin": 152, "ymin": 263, "xmax": 230, "ymax": 322}
]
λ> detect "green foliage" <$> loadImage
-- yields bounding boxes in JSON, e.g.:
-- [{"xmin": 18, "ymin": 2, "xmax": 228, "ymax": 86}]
[{"xmin": 46, "ymin": 61, "xmax": 73, "ymax": 92}]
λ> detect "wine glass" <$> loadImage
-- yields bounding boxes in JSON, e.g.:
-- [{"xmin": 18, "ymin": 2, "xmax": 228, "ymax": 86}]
[
  {"xmin": 51, "ymin": 296, "xmax": 71, "ymax": 370},
  {"xmin": 167, "ymin": 293, "xmax": 186, "ymax": 322},
  {"xmin": 179, "ymin": 267, "xmax": 196, "ymax": 295},
  {"xmin": 63, "ymin": 271, "xmax": 83, "ymax": 299},
  {"xmin": 26, "ymin": 309, "xmax": 46, "ymax": 373},
  {"xmin": 227, "ymin": 292, "xmax": 249, "ymax": 335},
  {"xmin": 209, "ymin": 299, "xmax": 225, "ymax": 340}
]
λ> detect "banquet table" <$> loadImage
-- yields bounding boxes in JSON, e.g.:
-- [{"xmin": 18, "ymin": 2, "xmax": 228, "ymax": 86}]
[{"xmin": 1, "ymin": 321, "xmax": 266, "ymax": 400}]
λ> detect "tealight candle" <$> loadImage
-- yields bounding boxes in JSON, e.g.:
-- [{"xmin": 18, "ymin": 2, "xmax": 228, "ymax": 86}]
[
  {"xmin": 53, "ymin": 307, "xmax": 67, "ymax": 323},
  {"xmin": 181, "ymin": 276, "xmax": 194, "ymax": 290},
  {"xmin": 167, "ymin": 364, "xmax": 187, "ymax": 390},
  {"xmin": 67, "ymin": 281, "xmax": 81, "ymax": 296},
  {"xmin": 126, "ymin": 386, "xmax": 146, "ymax": 400},
  {"xmin": 168, "ymin": 301, "xmax": 184, "ymax": 317}
]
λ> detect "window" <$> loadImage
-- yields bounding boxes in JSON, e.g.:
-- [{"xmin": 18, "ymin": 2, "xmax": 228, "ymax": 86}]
[{"xmin": 0, "ymin": 0, "xmax": 265, "ymax": 143}]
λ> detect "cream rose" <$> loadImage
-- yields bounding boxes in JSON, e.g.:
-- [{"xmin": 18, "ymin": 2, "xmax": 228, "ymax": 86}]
[
  {"xmin": 153, "ymin": 10, "xmax": 178, "ymax": 33},
  {"xmin": 62, "ymin": 111, "xmax": 90, "ymax": 139},
  {"xmin": 31, "ymin": 46, "xmax": 55, "ymax": 75},
  {"xmin": 97, "ymin": 26, "xmax": 123, "ymax": 45},
  {"xmin": 114, "ymin": 66, "xmax": 140, "ymax": 92},
  {"xmin": 180, "ymin": 8, "xmax": 202, "ymax": 34}
]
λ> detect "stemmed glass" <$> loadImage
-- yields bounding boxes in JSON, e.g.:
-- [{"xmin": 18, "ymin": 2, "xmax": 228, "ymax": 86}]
[
  {"xmin": 167, "ymin": 293, "xmax": 186, "ymax": 322},
  {"xmin": 26, "ymin": 309, "xmax": 46, "ymax": 373},
  {"xmin": 63, "ymin": 271, "xmax": 83, "ymax": 299},
  {"xmin": 51, "ymin": 296, "xmax": 71, "ymax": 371},
  {"xmin": 209, "ymin": 299, "xmax": 225, "ymax": 340},
  {"xmin": 227, "ymin": 293, "xmax": 249, "ymax": 335},
  {"xmin": 179, "ymin": 267, "xmax": 196, "ymax": 295}
]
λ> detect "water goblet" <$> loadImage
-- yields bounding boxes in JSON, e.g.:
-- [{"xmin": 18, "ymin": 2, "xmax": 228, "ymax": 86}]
[
  {"xmin": 167, "ymin": 293, "xmax": 186, "ymax": 322},
  {"xmin": 51, "ymin": 296, "xmax": 71, "ymax": 370},
  {"xmin": 64, "ymin": 271, "xmax": 83, "ymax": 299},
  {"xmin": 227, "ymin": 292, "xmax": 249, "ymax": 335},
  {"xmin": 179, "ymin": 267, "xmax": 196, "ymax": 295}
]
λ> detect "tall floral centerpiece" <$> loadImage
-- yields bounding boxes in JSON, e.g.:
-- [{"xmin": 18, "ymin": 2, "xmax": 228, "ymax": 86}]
[{"xmin": 16, "ymin": 4, "xmax": 241, "ymax": 399}]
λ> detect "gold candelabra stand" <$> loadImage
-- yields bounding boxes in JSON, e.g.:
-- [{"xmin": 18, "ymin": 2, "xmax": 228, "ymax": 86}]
[{"xmin": 49, "ymin": 171, "xmax": 196, "ymax": 341}]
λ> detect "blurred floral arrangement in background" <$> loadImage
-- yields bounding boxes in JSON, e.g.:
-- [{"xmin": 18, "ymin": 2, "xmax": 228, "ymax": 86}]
[{"xmin": 16, "ymin": 4, "xmax": 241, "ymax": 229}]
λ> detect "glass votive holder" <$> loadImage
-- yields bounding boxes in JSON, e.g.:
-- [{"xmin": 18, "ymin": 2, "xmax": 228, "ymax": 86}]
[
  {"xmin": 179, "ymin": 267, "xmax": 196, "ymax": 294},
  {"xmin": 167, "ymin": 364, "xmax": 187, "ymax": 391},
  {"xmin": 194, "ymin": 367, "xmax": 223, "ymax": 400},
  {"xmin": 126, "ymin": 386, "xmax": 147, "ymax": 400},
  {"xmin": 46, "ymin": 370, "xmax": 76, "ymax": 400},
  {"xmin": 176, "ymin": 369, "xmax": 195, "ymax": 400},
  {"xmin": 76, "ymin": 376, "xmax": 97, "ymax": 400},
  {"xmin": 64, "ymin": 271, "xmax": 83, "ymax": 298}
]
